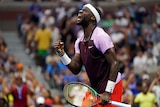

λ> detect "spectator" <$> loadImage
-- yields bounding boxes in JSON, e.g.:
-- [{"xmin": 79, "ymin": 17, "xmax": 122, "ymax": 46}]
[
  {"xmin": 146, "ymin": 41, "xmax": 159, "ymax": 58},
  {"xmin": 49, "ymin": 23, "xmax": 61, "ymax": 49},
  {"xmin": 122, "ymin": 79, "xmax": 133, "ymax": 105},
  {"xmin": 20, "ymin": 17, "xmax": 31, "ymax": 43},
  {"xmin": 40, "ymin": 9, "xmax": 55, "ymax": 29},
  {"xmin": 142, "ymin": 28, "xmax": 151, "ymax": 44},
  {"xmin": 126, "ymin": 22, "xmax": 138, "ymax": 59},
  {"xmin": 0, "ymin": 36, "xmax": 8, "ymax": 61},
  {"xmin": 102, "ymin": 13, "xmax": 115, "ymax": 29},
  {"xmin": 65, "ymin": 3, "xmax": 77, "ymax": 19},
  {"xmin": 115, "ymin": 10, "xmax": 129, "ymax": 28},
  {"xmin": 135, "ymin": 36, "xmax": 146, "ymax": 53},
  {"xmin": 0, "ymin": 74, "xmax": 13, "ymax": 107},
  {"xmin": 29, "ymin": 0, "xmax": 42, "ymax": 25},
  {"xmin": 62, "ymin": 69, "xmax": 80, "ymax": 88},
  {"xmin": 3, "ymin": 85, "xmax": 14, "ymax": 107},
  {"xmin": 127, "ymin": 0, "xmax": 138, "ymax": 21},
  {"xmin": 135, "ymin": 6, "xmax": 149, "ymax": 25},
  {"xmin": 144, "ymin": 49, "xmax": 158, "ymax": 67},
  {"xmin": 4, "ymin": 55, "xmax": 16, "ymax": 73},
  {"xmin": 150, "ymin": 23, "xmax": 160, "ymax": 45},
  {"xmin": 45, "ymin": 57, "xmax": 64, "ymax": 88},
  {"xmin": 135, "ymin": 80, "xmax": 143, "ymax": 96},
  {"xmin": 134, "ymin": 82, "xmax": 157, "ymax": 107},
  {"xmin": 25, "ymin": 22, "xmax": 37, "ymax": 55},
  {"xmin": 127, "ymin": 73, "xmax": 139, "ymax": 96},
  {"xmin": 77, "ymin": 67, "xmax": 90, "ymax": 85},
  {"xmin": 133, "ymin": 49, "xmax": 146, "ymax": 69},
  {"xmin": 52, "ymin": 94, "xmax": 65, "ymax": 107},
  {"xmin": 77, "ymin": 0, "xmax": 91, "ymax": 10},
  {"xmin": 16, "ymin": 63, "xmax": 28, "ymax": 84},
  {"xmin": 0, "ymin": 75, "xmax": 3, "ymax": 92},
  {"xmin": 10, "ymin": 74, "xmax": 29, "ymax": 107},
  {"xmin": 117, "ymin": 47, "xmax": 130, "ymax": 69},
  {"xmin": 27, "ymin": 90, "xmax": 36, "ymax": 107},
  {"xmin": 44, "ymin": 90, "xmax": 53, "ymax": 107},
  {"xmin": 0, "ymin": 97, "xmax": 8, "ymax": 107},
  {"xmin": 149, "ymin": 70, "xmax": 160, "ymax": 107},
  {"xmin": 34, "ymin": 24, "xmax": 52, "ymax": 72},
  {"xmin": 155, "ymin": 4, "xmax": 160, "ymax": 27},
  {"xmin": 36, "ymin": 96, "xmax": 48, "ymax": 107},
  {"xmin": 60, "ymin": 18, "xmax": 76, "ymax": 53},
  {"xmin": 121, "ymin": 67, "xmax": 132, "ymax": 80},
  {"xmin": 141, "ymin": 73, "xmax": 150, "ymax": 84},
  {"xmin": 55, "ymin": 1, "xmax": 66, "ymax": 24},
  {"xmin": 109, "ymin": 23, "xmax": 125, "ymax": 49}
]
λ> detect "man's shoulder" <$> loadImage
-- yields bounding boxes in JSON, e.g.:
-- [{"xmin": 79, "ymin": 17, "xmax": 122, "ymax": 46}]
[
  {"xmin": 147, "ymin": 92, "xmax": 156, "ymax": 97},
  {"xmin": 76, "ymin": 33, "xmax": 84, "ymax": 42},
  {"xmin": 94, "ymin": 27, "xmax": 108, "ymax": 36},
  {"xmin": 95, "ymin": 27, "xmax": 105, "ymax": 32},
  {"xmin": 136, "ymin": 92, "xmax": 144, "ymax": 98},
  {"xmin": 92, "ymin": 27, "xmax": 110, "ymax": 40},
  {"xmin": 36, "ymin": 29, "xmax": 41, "ymax": 32}
]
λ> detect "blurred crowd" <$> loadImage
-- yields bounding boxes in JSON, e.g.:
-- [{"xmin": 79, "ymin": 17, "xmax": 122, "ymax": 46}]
[
  {"xmin": 0, "ymin": 34, "xmax": 68, "ymax": 106},
  {"xmin": 0, "ymin": 0, "xmax": 160, "ymax": 107},
  {"xmin": 13, "ymin": 0, "xmax": 113, "ymax": 2}
]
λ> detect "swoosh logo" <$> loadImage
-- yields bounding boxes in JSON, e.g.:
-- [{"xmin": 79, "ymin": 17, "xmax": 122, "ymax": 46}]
[{"xmin": 88, "ymin": 46, "xmax": 93, "ymax": 49}]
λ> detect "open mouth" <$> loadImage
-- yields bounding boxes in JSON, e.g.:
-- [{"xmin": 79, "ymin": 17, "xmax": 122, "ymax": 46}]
[{"xmin": 77, "ymin": 15, "xmax": 81, "ymax": 21}]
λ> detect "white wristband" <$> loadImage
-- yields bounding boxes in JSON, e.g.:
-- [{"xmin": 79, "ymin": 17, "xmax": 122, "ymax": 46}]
[
  {"xmin": 60, "ymin": 53, "xmax": 71, "ymax": 65},
  {"xmin": 105, "ymin": 80, "xmax": 116, "ymax": 93}
]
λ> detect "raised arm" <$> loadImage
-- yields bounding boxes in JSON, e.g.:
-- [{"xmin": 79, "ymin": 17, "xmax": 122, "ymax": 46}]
[{"xmin": 54, "ymin": 40, "xmax": 83, "ymax": 74}]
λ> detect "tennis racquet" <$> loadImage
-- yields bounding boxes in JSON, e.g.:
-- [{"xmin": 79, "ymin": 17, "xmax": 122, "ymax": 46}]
[{"xmin": 63, "ymin": 82, "xmax": 131, "ymax": 107}]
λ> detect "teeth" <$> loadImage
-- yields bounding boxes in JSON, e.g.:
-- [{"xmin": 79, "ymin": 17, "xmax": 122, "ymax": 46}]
[
  {"xmin": 77, "ymin": 18, "xmax": 80, "ymax": 21},
  {"xmin": 77, "ymin": 17, "xmax": 81, "ymax": 20}
]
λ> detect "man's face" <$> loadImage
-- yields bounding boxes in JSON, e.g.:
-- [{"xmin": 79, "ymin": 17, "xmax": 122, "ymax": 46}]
[
  {"xmin": 142, "ymin": 83, "xmax": 148, "ymax": 94},
  {"xmin": 77, "ymin": 7, "xmax": 93, "ymax": 26},
  {"xmin": 16, "ymin": 77, "xmax": 23, "ymax": 86}
]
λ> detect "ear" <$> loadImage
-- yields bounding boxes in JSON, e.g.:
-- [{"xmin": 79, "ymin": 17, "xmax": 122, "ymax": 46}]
[{"xmin": 91, "ymin": 16, "xmax": 96, "ymax": 21}]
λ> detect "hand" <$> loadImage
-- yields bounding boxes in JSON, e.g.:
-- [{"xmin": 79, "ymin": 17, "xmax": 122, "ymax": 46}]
[
  {"xmin": 54, "ymin": 40, "xmax": 64, "ymax": 56},
  {"xmin": 99, "ymin": 92, "xmax": 111, "ymax": 105}
]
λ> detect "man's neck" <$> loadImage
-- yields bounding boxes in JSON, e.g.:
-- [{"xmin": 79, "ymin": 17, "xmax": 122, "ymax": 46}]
[{"xmin": 83, "ymin": 24, "xmax": 96, "ymax": 42}]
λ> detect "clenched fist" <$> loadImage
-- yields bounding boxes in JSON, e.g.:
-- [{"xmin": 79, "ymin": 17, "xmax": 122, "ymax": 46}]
[{"xmin": 54, "ymin": 40, "xmax": 65, "ymax": 56}]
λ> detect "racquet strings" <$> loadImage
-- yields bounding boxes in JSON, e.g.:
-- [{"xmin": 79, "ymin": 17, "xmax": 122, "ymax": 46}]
[{"xmin": 64, "ymin": 83, "xmax": 100, "ymax": 107}]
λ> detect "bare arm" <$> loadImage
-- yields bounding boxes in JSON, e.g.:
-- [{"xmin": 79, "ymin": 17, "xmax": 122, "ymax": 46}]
[
  {"xmin": 54, "ymin": 40, "xmax": 82, "ymax": 74},
  {"xmin": 148, "ymin": 78, "xmax": 157, "ymax": 92},
  {"xmin": 99, "ymin": 48, "xmax": 120, "ymax": 105},
  {"xmin": 67, "ymin": 53, "xmax": 83, "ymax": 74},
  {"xmin": 104, "ymin": 48, "xmax": 120, "ymax": 82}
]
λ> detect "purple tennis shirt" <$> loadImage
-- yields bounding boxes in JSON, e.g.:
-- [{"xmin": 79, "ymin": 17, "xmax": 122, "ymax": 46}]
[{"xmin": 75, "ymin": 27, "xmax": 121, "ymax": 93}]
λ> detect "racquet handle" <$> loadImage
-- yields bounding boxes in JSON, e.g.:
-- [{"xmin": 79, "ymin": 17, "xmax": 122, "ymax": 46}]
[{"xmin": 110, "ymin": 101, "xmax": 131, "ymax": 107}]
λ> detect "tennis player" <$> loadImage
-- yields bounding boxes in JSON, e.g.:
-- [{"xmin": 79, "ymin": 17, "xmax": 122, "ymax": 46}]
[{"xmin": 54, "ymin": 3, "xmax": 122, "ymax": 107}]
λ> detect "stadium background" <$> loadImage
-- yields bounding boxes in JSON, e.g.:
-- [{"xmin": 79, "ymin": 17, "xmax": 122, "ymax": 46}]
[{"xmin": 0, "ymin": 0, "xmax": 160, "ymax": 107}]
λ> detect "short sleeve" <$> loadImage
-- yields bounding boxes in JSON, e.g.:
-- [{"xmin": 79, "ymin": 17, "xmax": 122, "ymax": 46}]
[
  {"xmin": 74, "ymin": 37, "xmax": 81, "ymax": 54},
  {"xmin": 94, "ymin": 30, "xmax": 114, "ymax": 54},
  {"xmin": 134, "ymin": 94, "xmax": 140, "ymax": 103},
  {"xmin": 58, "ymin": 62, "xmax": 67, "ymax": 71},
  {"xmin": 46, "ymin": 65, "xmax": 52, "ymax": 73},
  {"xmin": 153, "ymin": 95, "xmax": 157, "ymax": 103}
]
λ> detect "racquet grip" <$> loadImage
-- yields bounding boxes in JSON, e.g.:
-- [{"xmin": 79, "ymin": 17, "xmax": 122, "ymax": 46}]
[{"xmin": 110, "ymin": 101, "xmax": 131, "ymax": 107}]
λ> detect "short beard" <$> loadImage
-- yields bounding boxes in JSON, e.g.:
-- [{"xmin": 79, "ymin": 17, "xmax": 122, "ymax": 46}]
[{"xmin": 78, "ymin": 20, "xmax": 89, "ymax": 28}]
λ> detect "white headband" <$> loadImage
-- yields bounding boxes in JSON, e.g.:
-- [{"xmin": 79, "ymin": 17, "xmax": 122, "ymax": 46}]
[{"xmin": 84, "ymin": 4, "xmax": 100, "ymax": 23}]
